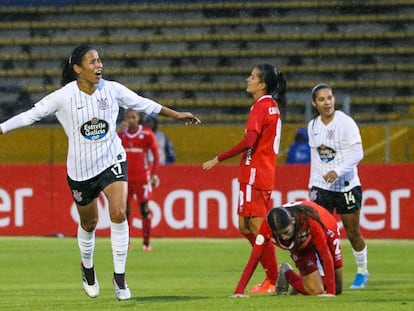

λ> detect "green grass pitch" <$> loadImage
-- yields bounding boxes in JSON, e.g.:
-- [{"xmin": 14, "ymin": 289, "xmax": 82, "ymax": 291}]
[{"xmin": 0, "ymin": 237, "xmax": 412, "ymax": 310}]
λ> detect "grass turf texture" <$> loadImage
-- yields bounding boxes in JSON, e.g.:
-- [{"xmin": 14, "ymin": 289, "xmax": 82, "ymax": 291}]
[{"xmin": 0, "ymin": 238, "xmax": 412, "ymax": 311}]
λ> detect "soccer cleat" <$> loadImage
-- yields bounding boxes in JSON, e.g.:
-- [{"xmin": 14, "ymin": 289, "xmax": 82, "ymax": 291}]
[
  {"xmin": 142, "ymin": 244, "xmax": 153, "ymax": 252},
  {"xmin": 276, "ymin": 263, "xmax": 293, "ymax": 295},
  {"xmin": 248, "ymin": 278, "xmax": 275, "ymax": 293},
  {"xmin": 80, "ymin": 263, "xmax": 99, "ymax": 298},
  {"xmin": 113, "ymin": 276, "xmax": 131, "ymax": 300},
  {"xmin": 350, "ymin": 273, "xmax": 369, "ymax": 289}
]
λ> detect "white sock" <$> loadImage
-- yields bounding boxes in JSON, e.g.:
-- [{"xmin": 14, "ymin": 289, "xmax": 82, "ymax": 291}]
[
  {"xmin": 111, "ymin": 220, "xmax": 129, "ymax": 274},
  {"xmin": 352, "ymin": 246, "xmax": 368, "ymax": 274},
  {"xmin": 77, "ymin": 225, "xmax": 95, "ymax": 269}
]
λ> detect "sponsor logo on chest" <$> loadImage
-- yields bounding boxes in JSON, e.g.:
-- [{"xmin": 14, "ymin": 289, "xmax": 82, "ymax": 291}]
[{"xmin": 81, "ymin": 117, "xmax": 109, "ymax": 140}]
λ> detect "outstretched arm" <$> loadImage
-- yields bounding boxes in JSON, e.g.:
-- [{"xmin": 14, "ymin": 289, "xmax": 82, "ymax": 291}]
[
  {"xmin": 159, "ymin": 106, "xmax": 201, "ymax": 125},
  {"xmin": 309, "ymin": 220, "xmax": 336, "ymax": 295},
  {"xmin": 202, "ymin": 130, "xmax": 258, "ymax": 170}
]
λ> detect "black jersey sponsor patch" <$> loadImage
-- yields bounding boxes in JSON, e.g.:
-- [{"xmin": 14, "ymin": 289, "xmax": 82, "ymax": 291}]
[
  {"xmin": 81, "ymin": 118, "xmax": 109, "ymax": 140},
  {"xmin": 317, "ymin": 144, "xmax": 336, "ymax": 162}
]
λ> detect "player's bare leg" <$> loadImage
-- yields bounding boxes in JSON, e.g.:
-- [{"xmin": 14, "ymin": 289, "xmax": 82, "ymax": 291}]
[{"xmin": 302, "ymin": 270, "xmax": 325, "ymax": 295}]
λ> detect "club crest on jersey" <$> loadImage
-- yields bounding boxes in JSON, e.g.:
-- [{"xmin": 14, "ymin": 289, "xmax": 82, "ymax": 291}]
[
  {"xmin": 97, "ymin": 97, "xmax": 108, "ymax": 110},
  {"xmin": 317, "ymin": 144, "xmax": 336, "ymax": 162},
  {"xmin": 81, "ymin": 117, "xmax": 109, "ymax": 140}
]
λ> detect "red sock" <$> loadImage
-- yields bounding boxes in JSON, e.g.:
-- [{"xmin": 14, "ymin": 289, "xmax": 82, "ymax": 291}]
[
  {"xmin": 243, "ymin": 233, "xmax": 277, "ymax": 284},
  {"xmin": 261, "ymin": 242, "xmax": 278, "ymax": 284},
  {"xmin": 243, "ymin": 233, "xmax": 256, "ymax": 246},
  {"xmin": 142, "ymin": 217, "xmax": 151, "ymax": 246},
  {"xmin": 286, "ymin": 270, "xmax": 307, "ymax": 295}
]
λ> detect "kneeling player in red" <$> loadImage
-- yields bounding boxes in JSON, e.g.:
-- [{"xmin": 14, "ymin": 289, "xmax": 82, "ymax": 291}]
[{"xmin": 231, "ymin": 200, "xmax": 343, "ymax": 297}]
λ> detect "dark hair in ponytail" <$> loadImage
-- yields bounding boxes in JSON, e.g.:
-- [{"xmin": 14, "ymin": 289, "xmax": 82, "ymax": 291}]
[
  {"xmin": 256, "ymin": 64, "xmax": 287, "ymax": 117},
  {"xmin": 61, "ymin": 44, "xmax": 94, "ymax": 86},
  {"xmin": 267, "ymin": 204, "xmax": 325, "ymax": 245}
]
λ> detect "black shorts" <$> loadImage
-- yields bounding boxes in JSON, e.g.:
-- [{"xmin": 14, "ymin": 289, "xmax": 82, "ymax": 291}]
[
  {"xmin": 67, "ymin": 162, "xmax": 128, "ymax": 206},
  {"xmin": 310, "ymin": 186, "xmax": 362, "ymax": 214}
]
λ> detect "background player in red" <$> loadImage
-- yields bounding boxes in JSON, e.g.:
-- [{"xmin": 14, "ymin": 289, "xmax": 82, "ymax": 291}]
[
  {"xmin": 203, "ymin": 64, "xmax": 287, "ymax": 293},
  {"xmin": 118, "ymin": 109, "xmax": 160, "ymax": 251},
  {"xmin": 231, "ymin": 200, "xmax": 343, "ymax": 297}
]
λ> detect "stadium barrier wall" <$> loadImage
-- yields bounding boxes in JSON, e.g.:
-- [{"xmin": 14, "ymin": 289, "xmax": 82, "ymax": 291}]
[
  {"xmin": 0, "ymin": 123, "xmax": 413, "ymax": 164},
  {"xmin": 0, "ymin": 163, "xmax": 413, "ymax": 239}
]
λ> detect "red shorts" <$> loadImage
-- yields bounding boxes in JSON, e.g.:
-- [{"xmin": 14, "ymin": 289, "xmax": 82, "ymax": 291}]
[
  {"xmin": 290, "ymin": 231, "xmax": 343, "ymax": 276},
  {"xmin": 128, "ymin": 180, "xmax": 152, "ymax": 204},
  {"xmin": 238, "ymin": 183, "xmax": 272, "ymax": 217}
]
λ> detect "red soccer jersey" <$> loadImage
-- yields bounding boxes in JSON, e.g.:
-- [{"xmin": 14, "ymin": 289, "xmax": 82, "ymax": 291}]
[
  {"xmin": 234, "ymin": 200, "xmax": 340, "ymax": 295},
  {"xmin": 238, "ymin": 95, "xmax": 281, "ymax": 190},
  {"xmin": 119, "ymin": 125, "xmax": 159, "ymax": 184},
  {"xmin": 276, "ymin": 201, "xmax": 339, "ymax": 295}
]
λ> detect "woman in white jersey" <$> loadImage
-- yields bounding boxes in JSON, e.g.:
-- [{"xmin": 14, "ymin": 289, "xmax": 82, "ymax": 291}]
[
  {"xmin": 307, "ymin": 83, "xmax": 368, "ymax": 289},
  {"xmin": 0, "ymin": 44, "xmax": 200, "ymax": 300}
]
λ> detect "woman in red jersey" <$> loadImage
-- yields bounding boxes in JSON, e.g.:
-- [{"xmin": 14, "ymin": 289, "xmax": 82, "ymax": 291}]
[
  {"xmin": 118, "ymin": 109, "xmax": 160, "ymax": 251},
  {"xmin": 203, "ymin": 64, "xmax": 286, "ymax": 293},
  {"xmin": 232, "ymin": 200, "xmax": 343, "ymax": 297}
]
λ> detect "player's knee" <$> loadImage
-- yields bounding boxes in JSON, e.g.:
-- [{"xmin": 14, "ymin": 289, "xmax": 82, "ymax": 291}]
[
  {"xmin": 109, "ymin": 207, "xmax": 127, "ymax": 223},
  {"xmin": 140, "ymin": 203, "xmax": 151, "ymax": 218},
  {"xmin": 80, "ymin": 218, "xmax": 98, "ymax": 232}
]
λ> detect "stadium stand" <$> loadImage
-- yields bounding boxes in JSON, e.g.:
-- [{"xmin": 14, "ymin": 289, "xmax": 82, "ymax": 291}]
[{"xmin": 0, "ymin": 0, "xmax": 413, "ymax": 123}]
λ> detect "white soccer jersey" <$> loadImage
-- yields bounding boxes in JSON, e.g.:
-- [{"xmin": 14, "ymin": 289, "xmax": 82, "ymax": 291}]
[
  {"xmin": 0, "ymin": 79, "xmax": 162, "ymax": 181},
  {"xmin": 307, "ymin": 110, "xmax": 362, "ymax": 192}
]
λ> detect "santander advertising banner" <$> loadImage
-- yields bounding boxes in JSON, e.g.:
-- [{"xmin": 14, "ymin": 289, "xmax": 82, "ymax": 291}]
[{"xmin": 0, "ymin": 164, "xmax": 413, "ymax": 239}]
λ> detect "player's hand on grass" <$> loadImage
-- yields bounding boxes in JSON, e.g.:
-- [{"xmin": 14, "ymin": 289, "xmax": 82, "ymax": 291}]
[
  {"xmin": 317, "ymin": 293, "xmax": 335, "ymax": 297},
  {"xmin": 229, "ymin": 293, "xmax": 249, "ymax": 298}
]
